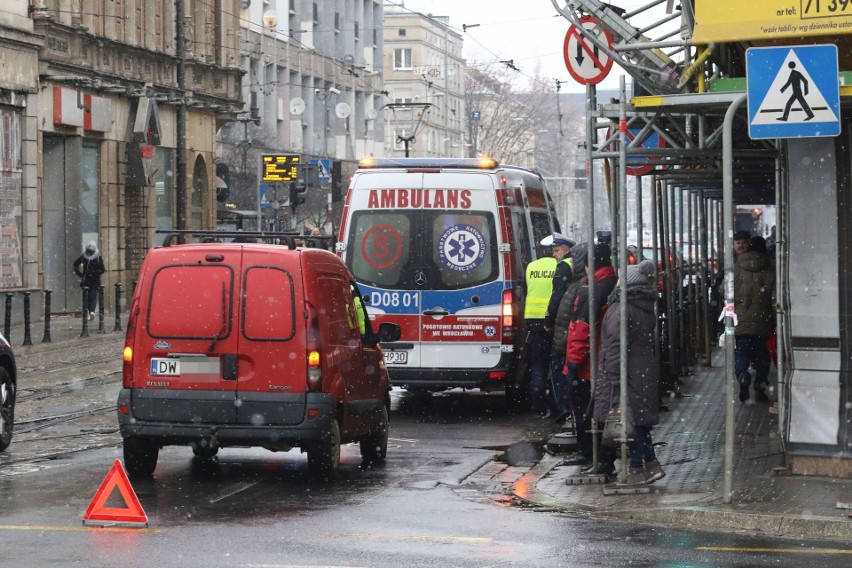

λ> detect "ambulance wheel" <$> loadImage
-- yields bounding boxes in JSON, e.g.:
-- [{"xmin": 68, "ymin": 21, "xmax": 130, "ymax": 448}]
[
  {"xmin": 124, "ymin": 437, "xmax": 159, "ymax": 476},
  {"xmin": 0, "ymin": 368, "xmax": 14, "ymax": 452},
  {"xmin": 192, "ymin": 442, "xmax": 219, "ymax": 461},
  {"xmin": 308, "ymin": 419, "xmax": 340, "ymax": 481},
  {"xmin": 360, "ymin": 406, "xmax": 389, "ymax": 464},
  {"xmin": 505, "ymin": 379, "xmax": 530, "ymax": 414}
]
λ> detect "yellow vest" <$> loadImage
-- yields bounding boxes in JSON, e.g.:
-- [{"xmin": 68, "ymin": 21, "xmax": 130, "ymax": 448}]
[
  {"xmin": 524, "ymin": 257, "xmax": 557, "ymax": 319},
  {"xmin": 353, "ymin": 295, "xmax": 367, "ymax": 335}
]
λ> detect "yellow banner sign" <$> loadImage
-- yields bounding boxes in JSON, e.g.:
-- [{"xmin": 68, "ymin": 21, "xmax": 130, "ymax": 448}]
[{"xmin": 693, "ymin": 1, "xmax": 852, "ymax": 43}]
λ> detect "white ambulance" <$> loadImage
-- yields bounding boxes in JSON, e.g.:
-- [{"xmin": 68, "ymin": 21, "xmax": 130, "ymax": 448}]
[{"xmin": 336, "ymin": 157, "xmax": 560, "ymax": 402}]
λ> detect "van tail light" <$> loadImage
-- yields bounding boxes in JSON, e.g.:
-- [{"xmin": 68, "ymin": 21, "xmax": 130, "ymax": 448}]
[
  {"xmin": 501, "ymin": 289, "xmax": 514, "ymax": 344},
  {"xmin": 122, "ymin": 302, "xmax": 139, "ymax": 388},
  {"xmin": 305, "ymin": 301, "xmax": 322, "ymax": 391}
]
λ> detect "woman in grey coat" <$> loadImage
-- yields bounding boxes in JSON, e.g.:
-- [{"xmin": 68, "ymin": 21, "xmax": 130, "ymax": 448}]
[{"xmin": 594, "ymin": 260, "xmax": 665, "ymax": 485}]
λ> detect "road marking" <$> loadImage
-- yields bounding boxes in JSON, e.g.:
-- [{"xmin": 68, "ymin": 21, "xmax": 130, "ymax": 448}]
[
  {"xmin": 697, "ymin": 546, "xmax": 852, "ymax": 555},
  {"xmin": 242, "ymin": 565, "xmax": 367, "ymax": 568},
  {"xmin": 0, "ymin": 524, "xmax": 160, "ymax": 534},
  {"xmin": 208, "ymin": 481, "xmax": 259, "ymax": 503},
  {"xmin": 324, "ymin": 533, "xmax": 491, "ymax": 543}
]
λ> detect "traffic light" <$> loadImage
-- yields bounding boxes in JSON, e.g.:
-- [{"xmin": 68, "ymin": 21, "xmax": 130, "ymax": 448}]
[{"xmin": 289, "ymin": 178, "xmax": 306, "ymax": 210}]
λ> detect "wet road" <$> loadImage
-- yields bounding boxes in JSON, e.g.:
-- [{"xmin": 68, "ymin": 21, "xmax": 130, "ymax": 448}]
[{"xmin": 2, "ymin": 382, "xmax": 851, "ymax": 567}]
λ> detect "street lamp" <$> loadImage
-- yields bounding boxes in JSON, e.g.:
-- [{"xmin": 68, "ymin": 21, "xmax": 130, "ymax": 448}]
[{"xmin": 256, "ymin": 7, "xmax": 279, "ymax": 230}]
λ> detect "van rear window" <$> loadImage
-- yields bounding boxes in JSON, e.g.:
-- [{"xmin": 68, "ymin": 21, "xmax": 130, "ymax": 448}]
[
  {"xmin": 346, "ymin": 210, "xmax": 498, "ymax": 290},
  {"xmin": 242, "ymin": 266, "xmax": 296, "ymax": 341},
  {"xmin": 148, "ymin": 265, "xmax": 234, "ymax": 339}
]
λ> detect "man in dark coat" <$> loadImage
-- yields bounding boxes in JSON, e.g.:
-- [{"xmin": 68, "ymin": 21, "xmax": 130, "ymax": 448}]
[
  {"xmin": 560, "ymin": 243, "xmax": 617, "ymax": 472},
  {"xmin": 549, "ymin": 242, "xmax": 587, "ymax": 423},
  {"xmin": 734, "ymin": 236, "xmax": 775, "ymax": 403},
  {"xmin": 595, "ymin": 259, "xmax": 664, "ymax": 485},
  {"xmin": 73, "ymin": 240, "xmax": 106, "ymax": 320}
]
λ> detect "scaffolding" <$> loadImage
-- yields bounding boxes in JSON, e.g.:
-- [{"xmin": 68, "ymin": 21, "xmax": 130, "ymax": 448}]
[{"xmin": 551, "ymin": 1, "xmax": 787, "ymax": 500}]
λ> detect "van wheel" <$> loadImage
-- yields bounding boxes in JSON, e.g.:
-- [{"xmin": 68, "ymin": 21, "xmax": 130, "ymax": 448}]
[
  {"xmin": 124, "ymin": 437, "xmax": 159, "ymax": 477},
  {"xmin": 0, "ymin": 368, "xmax": 15, "ymax": 452},
  {"xmin": 360, "ymin": 406, "xmax": 389, "ymax": 464},
  {"xmin": 307, "ymin": 419, "xmax": 340, "ymax": 481}
]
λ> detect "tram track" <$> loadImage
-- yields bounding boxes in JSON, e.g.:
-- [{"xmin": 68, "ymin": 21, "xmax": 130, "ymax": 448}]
[{"xmin": 15, "ymin": 371, "xmax": 121, "ymax": 402}]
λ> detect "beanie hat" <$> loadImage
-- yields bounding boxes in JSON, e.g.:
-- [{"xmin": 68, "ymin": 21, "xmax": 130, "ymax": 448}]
[
  {"xmin": 593, "ymin": 243, "xmax": 612, "ymax": 268},
  {"xmin": 749, "ymin": 236, "xmax": 767, "ymax": 254},
  {"xmin": 626, "ymin": 259, "xmax": 655, "ymax": 287}
]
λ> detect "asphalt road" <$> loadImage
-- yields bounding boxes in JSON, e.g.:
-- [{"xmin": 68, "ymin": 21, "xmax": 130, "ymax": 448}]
[{"xmin": 2, "ymin": 379, "xmax": 851, "ymax": 568}]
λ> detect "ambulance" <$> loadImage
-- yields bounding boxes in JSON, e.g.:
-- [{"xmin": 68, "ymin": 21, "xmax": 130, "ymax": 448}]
[{"xmin": 336, "ymin": 157, "xmax": 561, "ymax": 402}]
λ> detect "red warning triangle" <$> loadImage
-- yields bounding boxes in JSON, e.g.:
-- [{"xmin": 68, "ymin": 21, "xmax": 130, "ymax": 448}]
[{"xmin": 83, "ymin": 459, "xmax": 148, "ymax": 525}]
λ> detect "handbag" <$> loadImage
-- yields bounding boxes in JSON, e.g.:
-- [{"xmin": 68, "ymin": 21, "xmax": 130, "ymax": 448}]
[{"xmin": 602, "ymin": 405, "xmax": 634, "ymax": 446}]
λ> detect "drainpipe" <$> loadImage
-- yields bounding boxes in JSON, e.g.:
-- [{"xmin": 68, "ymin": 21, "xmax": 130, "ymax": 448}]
[{"xmin": 176, "ymin": 0, "xmax": 187, "ymax": 232}]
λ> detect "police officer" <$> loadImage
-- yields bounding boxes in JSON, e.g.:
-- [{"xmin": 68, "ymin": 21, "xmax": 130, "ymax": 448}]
[
  {"xmin": 525, "ymin": 233, "xmax": 573, "ymax": 417},
  {"xmin": 543, "ymin": 233, "xmax": 575, "ymax": 418}
]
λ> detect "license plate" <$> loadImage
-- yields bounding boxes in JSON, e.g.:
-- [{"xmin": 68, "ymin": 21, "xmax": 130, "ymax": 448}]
[
  {"xmin": 151, "ymin": 358, "xmax": 180, "ymax": 376},
  {"xmin": 384, "ymin": 351, "xmax": 408, "ymax": 365}
]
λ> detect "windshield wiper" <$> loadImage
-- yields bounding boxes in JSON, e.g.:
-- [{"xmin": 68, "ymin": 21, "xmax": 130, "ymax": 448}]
[{"xmin": 208, "ymin": 281, "xmax": 227, "ymax": 352}]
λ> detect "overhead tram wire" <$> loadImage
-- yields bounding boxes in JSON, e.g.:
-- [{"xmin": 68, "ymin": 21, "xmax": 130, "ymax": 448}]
[{"xmin": 383, "ymin": 0, "xmax": 566, "ymax": 93}]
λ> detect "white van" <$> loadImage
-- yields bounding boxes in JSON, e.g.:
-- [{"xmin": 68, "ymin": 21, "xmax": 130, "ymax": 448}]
[{"xmin": 336, "ymin": 158, "xmax": 560, "ymax": 402}]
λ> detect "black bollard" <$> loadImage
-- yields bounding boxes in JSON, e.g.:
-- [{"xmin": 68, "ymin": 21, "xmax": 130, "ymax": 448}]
[
  {"xmin": 97, "ymin": 285, "xmax": 106, "ymax": 334},
  {"xmin": 42, "ymin": 289, "xmax": 52, "ymax": 343},
  {"xmin": 3, "ymin": 292, "xmax": 12, "ymax": 341},
  {"xmin": 80, "ymin": 287, "xmax": 90, "ymax": 338},
  {"xmin": 113, "ymin": 282, "xmax": 122, "ymax": 332},
  {"xmin": 22, "ymin": 292, "xmax": 32, "ymax": 346}
]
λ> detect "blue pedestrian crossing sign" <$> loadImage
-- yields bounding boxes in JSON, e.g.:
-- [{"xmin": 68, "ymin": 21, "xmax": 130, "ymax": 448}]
[{"xmin": 746, "ymin": 45, "xmax": 840, "ymax": 140}]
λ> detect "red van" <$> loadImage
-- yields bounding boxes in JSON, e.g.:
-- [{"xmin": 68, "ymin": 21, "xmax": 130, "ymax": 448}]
[{"xmin": 117, "ymin": 241, "xmax": 400, "ymax": 480}]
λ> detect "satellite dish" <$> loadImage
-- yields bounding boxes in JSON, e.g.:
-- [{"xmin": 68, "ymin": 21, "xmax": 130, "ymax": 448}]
[
  {"xmin": 335, "ymin": 102, "xmax": 351, "ymax": 119},
  {"xmin": 366, "ymin": 108, "xmax": 377, "ymax": 120},
  {"xmin": 343, "ymin": 54, "xmax": 355, "ymax": 68},
  {"xmin": 289, "ymin": 97, "xmax": 305, "ymax": 115}
]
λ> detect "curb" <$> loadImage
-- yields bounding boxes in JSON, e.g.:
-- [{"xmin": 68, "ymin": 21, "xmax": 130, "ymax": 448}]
[
  {"xmin": 595, "ymin": 507, "xmax": 852, "ymax": 542},
  {"xmin": 512, "ymin": 455, "xmax": 852, "ymax": 542}
]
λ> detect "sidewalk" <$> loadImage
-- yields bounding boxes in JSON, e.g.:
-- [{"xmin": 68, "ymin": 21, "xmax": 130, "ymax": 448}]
[
  {"xmin": 513, "ymin": 351, "xmax": 852, "ymax": 541},
  {"xmin": 3, "ymin": 312, "xmax": 125, "ymax": 362}
]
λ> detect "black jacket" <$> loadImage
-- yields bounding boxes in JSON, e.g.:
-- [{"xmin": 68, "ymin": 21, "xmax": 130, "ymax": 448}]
[{"xmin": 73, "ymin": 252, "xmax": 105, "ymax": 289}]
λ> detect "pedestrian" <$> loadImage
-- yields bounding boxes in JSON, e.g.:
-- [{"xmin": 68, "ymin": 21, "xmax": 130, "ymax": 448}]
[
  {"xmin": 561, "ymin": 243, "xmax": 617, "ymax": 474},
  {"xmin": 734, "ymin": 235, "xmax": 775, "ymax": 403},
  {"xmin": 595, "ymin": 259, "xmax": 665, "ymax": 485},
  {"xmin": 73, "ymin": 240, "xmax": 106, "ymax": 320},
  {"xmin": 524, "ymin": 234, "xmax": 569, "ymax": 417},
  {"xmin": 548, "ymin": 241, "xmax": 588, "ymax": 424},
  {"xmin": 542, "ymin": 233, "xmax": 575, "ymax": 418}
]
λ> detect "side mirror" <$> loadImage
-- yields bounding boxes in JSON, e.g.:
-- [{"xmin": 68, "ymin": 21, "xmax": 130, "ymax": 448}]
[{"xmin": 377, "ymin": 322, "xmax": 401, "ymax": 343}]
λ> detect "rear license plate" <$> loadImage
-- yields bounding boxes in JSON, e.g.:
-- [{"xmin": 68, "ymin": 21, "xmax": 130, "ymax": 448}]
[
  {"xmin": 151, "ymin": 358, "xmax": 180, "ymax": 376},
  {"xmin": 384, "ymin": 351, "xmax": 408, "ymax": 365}
]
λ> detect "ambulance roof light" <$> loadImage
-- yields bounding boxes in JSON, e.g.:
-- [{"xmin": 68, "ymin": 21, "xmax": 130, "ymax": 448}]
[{"xmin": 357, "ymin": 157, "xmax": 500, "ymax": 170}]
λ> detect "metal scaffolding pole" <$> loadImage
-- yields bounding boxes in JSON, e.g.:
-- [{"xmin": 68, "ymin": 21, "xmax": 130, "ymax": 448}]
[{"xmin": 723, "ymin": 94, "xmax": 748, "ymax": 504}]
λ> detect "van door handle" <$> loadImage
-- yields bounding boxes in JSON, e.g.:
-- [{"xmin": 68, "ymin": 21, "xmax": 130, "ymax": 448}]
[
  {"xmin": 422, "ymin": 308, "xmax": 449, "ymax": 316},
  {"xmin": 222, "ymin": 354, "xmax": 238, "ymax": 380}
]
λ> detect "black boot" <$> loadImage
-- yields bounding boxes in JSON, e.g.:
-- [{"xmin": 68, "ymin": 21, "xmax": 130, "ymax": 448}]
[{"xmin": 738, "ymin": 373, "xmax": 751, "ymax": 403}]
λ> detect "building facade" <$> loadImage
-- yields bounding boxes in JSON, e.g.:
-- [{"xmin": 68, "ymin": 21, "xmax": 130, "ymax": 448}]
[
  {"xmin": 0, "ymin": 1, "xmax": 244, "ymax": 318},
  {"xmin": 0, "ymin": 2, "xmax": 40, "ymax": 304},
  {"xmin": 382, "ymin": 7, "xmax": 465, "ymax": 158},
  {"xmin": 216, "ymin": 0, "xmax": 385, "ymax": 234}
]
